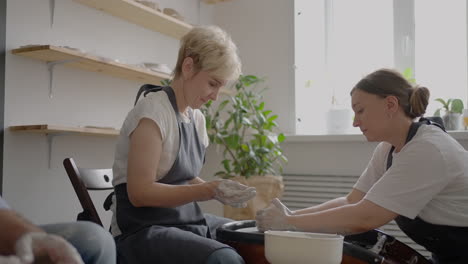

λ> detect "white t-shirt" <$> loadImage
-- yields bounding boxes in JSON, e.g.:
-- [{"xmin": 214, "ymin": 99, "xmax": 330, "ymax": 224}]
[
  {"xmin": 112, "ymin": 91, "xmax": 209, "ymax": 186},
  {"xmin": 354, "ymin": 124, "xmax": 468, "ymax": 226}
]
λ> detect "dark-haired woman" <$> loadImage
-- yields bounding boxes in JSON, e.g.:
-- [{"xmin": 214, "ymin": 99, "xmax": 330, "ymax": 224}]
[{"xmin": 256, "ymin": 69, "xmax": 468, "ymax": 264}]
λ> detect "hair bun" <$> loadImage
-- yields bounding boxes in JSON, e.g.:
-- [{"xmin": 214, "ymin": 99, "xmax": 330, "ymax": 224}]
[{"xmin": 409, "ymin": 86, "xmax": 430, "ymax": 118}]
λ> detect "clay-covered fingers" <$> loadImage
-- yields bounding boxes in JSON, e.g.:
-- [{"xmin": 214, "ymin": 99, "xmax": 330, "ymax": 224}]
[
  {"xmin": 214, "ymin": 180, "xmax": 257, "ymax": 207},
  {"xmin": 255, "ymin": 199, "xmax": 296, "ymax": 232},
  {"xmin": 0, "ymin": 256, "xmax": 23, "ymax": 264},
  {"xmin": 271, "ymin": 198, "xmax": 293, "ymax": 215},
  {"xmin": 15, "ymin": 233, "xmax": 84, "ymax": 264}
]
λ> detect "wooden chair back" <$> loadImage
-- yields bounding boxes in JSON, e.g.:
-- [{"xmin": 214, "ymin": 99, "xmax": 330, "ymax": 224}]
[{"xmin": 63, "ymin": 158, "xmax": 113, "ymax": 227}]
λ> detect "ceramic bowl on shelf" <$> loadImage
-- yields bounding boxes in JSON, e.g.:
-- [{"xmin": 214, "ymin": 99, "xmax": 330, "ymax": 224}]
[
  {"xmin": 163, "ymin": 8, "xmax": 184, "ymax": 21},
  {"xmin": 143, "ymin": 63, "xmax": 172, "ymax": 75},
  {"xmin": 265, "ymin": 230, "xmax": 343, "ymax": 264},
  {"xmin": 134, "ymin": 0, "xmax": 160, "ymax": 11}
]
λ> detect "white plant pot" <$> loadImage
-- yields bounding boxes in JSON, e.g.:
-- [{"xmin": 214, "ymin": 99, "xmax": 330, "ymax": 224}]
[
  {"xmin": 326, "ymin": 108, "xmax": 353, "ymax": 134},
  {"xmin": 442, "ymin": 113, "xmax": 462, "ymax": 130}
]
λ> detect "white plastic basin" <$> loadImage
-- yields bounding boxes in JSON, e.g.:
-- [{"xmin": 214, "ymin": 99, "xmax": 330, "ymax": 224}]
[{"xmin": 265, "ymin": 231, "xmax": 344, "ymax": 264}]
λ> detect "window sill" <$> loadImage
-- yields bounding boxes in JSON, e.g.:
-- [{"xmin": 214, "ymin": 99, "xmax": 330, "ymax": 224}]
[{"xmin": 285, "ymin": 130, "xmax": 468, "ymax": 143}]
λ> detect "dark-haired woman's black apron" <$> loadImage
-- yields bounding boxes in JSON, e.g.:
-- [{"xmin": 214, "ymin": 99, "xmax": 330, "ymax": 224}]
[
  {"xmin": 386, "ymin": 120, "xmax": 468, "ymax": 264},
  {"xmin": 114, "ymin": 86, "xmax": 231, "ymax": 264}
]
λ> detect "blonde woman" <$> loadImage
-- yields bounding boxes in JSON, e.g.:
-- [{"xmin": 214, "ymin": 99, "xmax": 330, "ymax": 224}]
[{"xmin": 111, "ymin": 26, "xmax": 253, "ymax": 264}]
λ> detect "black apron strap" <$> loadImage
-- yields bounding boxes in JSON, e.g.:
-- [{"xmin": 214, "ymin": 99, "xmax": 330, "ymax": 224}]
[
  {"xmin": 134, "ymin": 84, "xmax": 163, "ymax": 106},
  {"xmin": 386, "ymin": 117, "xmax": 446, "ymax": 170}
]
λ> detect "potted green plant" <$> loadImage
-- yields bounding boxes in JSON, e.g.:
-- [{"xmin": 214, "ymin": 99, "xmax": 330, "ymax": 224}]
[
  {"xmin": 434, "ymin": 98, "xmax": 464, "ymax": 130},
  {"xmin": 202, "ymin": 75, "xmax": 288, "ymax": 220}
]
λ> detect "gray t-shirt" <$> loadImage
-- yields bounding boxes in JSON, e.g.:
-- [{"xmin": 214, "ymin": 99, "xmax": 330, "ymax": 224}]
[{"xmin": 0, "ymin": 195, "xmax": 11, "ymax": 209}]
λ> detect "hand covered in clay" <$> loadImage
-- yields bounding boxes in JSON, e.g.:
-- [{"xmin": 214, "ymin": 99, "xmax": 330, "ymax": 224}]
[
  {"xmin": 15, "ymin": 232, "xmax": 83, "ymax": 264},
  {"xmin": 0, "ymin": 256, "xmax": 22, "ymax": 264},
  {"xmin": 214, "ymin": 180, "xmax": 256, "ymax": 208},
  {"xmin": 256, "ymin": 198, "xmax": 296, "ymax": 232}
]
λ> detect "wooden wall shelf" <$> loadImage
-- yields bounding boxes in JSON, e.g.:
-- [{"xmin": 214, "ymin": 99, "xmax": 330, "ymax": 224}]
[
  {"xmin": 10, "ymin": 124, "xmax": 119, "ymax": 168},
  {"xmin": 10, "ymin": 124, "xmax": 120, "ymax": 137},
  {"xmin": 12, "ymin": 45, "xmax": 170, "ymax": 85},
  {"xmin": 73, "ymin": 0, "xmax": 193, "ymax": 39}
]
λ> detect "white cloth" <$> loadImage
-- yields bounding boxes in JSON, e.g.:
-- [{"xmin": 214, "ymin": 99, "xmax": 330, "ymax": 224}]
[
  {"xmin": 112, "ymin": 91, "xmax": 209, "ymax": 186},
  {"xmin": 354, "ymin": 125, "xmax": 468, "ymax": 226}
]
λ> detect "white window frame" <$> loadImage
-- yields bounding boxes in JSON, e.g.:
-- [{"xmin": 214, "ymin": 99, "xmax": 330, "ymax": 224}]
[{"xmin": 293, "ymin": 0, "xmax": 468, "ymax": 136}]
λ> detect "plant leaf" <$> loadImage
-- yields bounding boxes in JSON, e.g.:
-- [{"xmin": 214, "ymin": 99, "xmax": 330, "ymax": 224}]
[
  {"xmin": 242, "ymin": 117, "xmax": 252, "ymax": 125},
  {"xmin": 267, "ymin": 115, "xmax": 278, "ymax": 122},
  {"xmin": 222, "ymin": 134, "xmax": 236, "ymax": 148},
  {"xmin": 451, "ymin": 99, "xmax": 464, "ymax": 114},
  {"xmin": 278, "ymin": 133, "xmax": 286, "ymax": 143},
  {"xmin": 241, "ymin": 144, "xmax": 249, "ymax": 152},
  {"xmin": 435, "ymin": 98, "xmax": 448, "ymax": 109},
  {"xmin": 222, "ymin": 159, "xmax": 231, "ymax": 172}
]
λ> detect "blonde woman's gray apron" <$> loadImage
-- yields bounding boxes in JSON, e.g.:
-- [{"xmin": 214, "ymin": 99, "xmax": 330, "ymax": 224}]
[
  {"xmin": 114, "ymin": 86, "xmax": 231, "ymax": 264},
  {"xmin": 386, "ymin": 119, "xmax": 468, "ymax": 264}
]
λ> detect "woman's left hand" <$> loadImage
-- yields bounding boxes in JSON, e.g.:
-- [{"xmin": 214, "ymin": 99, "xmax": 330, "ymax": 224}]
[{"xmin": 256, "ymin": 198, "xmax": 296, "ymax": 232}]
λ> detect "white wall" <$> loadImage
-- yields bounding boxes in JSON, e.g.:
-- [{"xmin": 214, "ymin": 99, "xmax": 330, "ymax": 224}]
[
  {"xmin": 212, "ymin": 0, "xmax": 296, "ymax": 134},
  {"xmin": 3, "ymin": 0, "xmax": 214, "ymax": 226},
  {"xmin": 198, "ymin": 0, "xmax": 468, "ymax": 216}
]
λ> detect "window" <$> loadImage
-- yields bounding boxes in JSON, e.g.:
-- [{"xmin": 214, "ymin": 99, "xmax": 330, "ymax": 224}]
[
  {"xmin": 415, "ymin": 0, "xmax": 467, "ymax": 116},
  {"xmin": 295, "ymin": 0, "xmax": 468, "ymax": 135}
]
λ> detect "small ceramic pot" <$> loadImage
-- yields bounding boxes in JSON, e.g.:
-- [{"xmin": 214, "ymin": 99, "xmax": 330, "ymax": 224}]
[{"xmin": 443, "ymin": 113, "xmax": 462, "ymax": 130}]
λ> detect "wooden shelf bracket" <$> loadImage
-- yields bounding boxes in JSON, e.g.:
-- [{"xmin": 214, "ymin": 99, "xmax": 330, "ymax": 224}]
[
  {"xmin": 46, "ymin": 58, "xmax": 82, "ymax": 98},
  {"xmin": 46, "ymin": 133, "xmax": 55, "ymax": 169},
  {"xmin": 49, "ymin": 0, "xmax": 55, "ymax": 27}
]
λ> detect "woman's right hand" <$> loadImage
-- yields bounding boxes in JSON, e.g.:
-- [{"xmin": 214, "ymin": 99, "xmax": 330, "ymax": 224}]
[
  {"xmin": 197, "ymin": 180, "xmax": 222, "ymax": 202},
  {"xmin": 213, "ymin": 180, "xmax": 256, "ymax": 208}
]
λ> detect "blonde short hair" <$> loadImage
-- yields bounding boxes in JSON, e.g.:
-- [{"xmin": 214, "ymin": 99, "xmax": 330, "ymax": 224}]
[{"xmin": 173, "ymin": 25, "xmax": 242, "ymax": 81}]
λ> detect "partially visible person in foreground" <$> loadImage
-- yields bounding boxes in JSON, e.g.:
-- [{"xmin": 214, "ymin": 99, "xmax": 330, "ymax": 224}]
[{"xmin": 0, "ymin": 195, "xmax": 116, "ymax": 264}]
